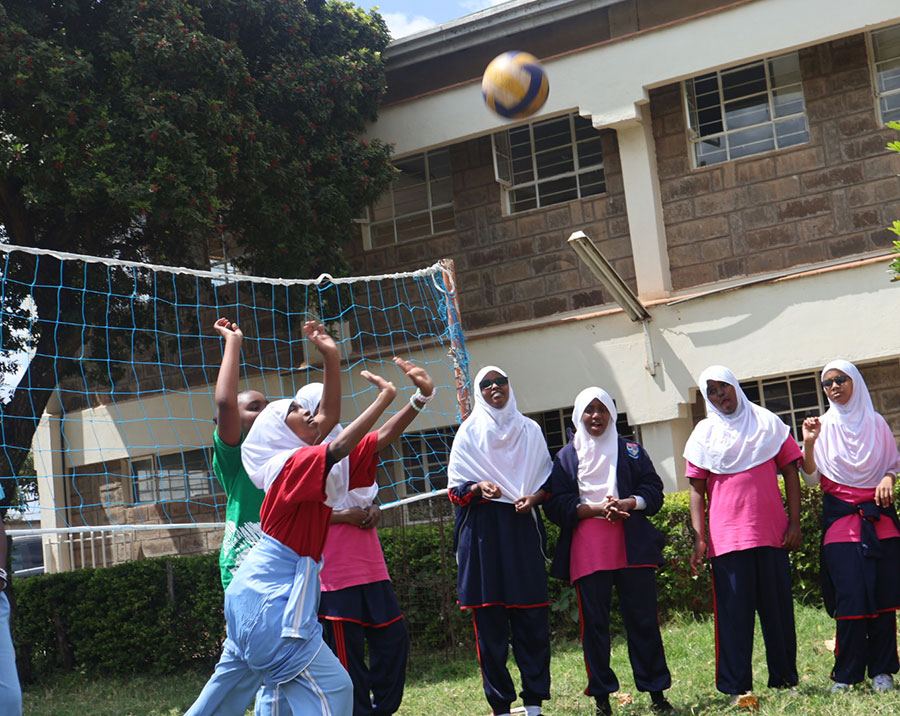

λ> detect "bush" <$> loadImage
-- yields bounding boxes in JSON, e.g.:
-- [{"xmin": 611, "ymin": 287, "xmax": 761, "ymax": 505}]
[
  {"xmin": 12, "ymin": 552, "xmax": 223, "ymax": 679},
  {"xmin": 9, "ymin": 488, "xmax": 828, "ymax": 677}
]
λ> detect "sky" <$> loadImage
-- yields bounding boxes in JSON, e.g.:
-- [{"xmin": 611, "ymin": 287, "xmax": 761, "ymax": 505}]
[{"xmin": 368, "ymin": 0, "xmax": 510, "ymax": 39}]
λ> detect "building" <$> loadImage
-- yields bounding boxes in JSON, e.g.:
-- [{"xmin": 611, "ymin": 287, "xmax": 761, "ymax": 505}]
[
  {"xmin": 349, "ymin": 0, "xmax": 900, "ymax": 490},
  {"xmin": 25, "ymin": 0, "xmax": 900, "ymax": 572}
]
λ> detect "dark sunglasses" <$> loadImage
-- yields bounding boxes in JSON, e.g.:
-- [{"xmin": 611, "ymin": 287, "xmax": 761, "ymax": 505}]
[
  {"xmin": 822, "ymin": 375, "xmax": 849, "ymax": 389},
  {"xmin": 479, "ymin": 376, "xmax": 509, "ymax": 391}
]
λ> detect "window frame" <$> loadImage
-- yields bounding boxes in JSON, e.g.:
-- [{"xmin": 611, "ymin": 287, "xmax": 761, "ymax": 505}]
[
  {"xmin": 868, "ymin": 23, "xmax": 900, "ymax": 126},
  {"xmin": 738, "ymin": 371, "xmax": 825, "ymax": 441},
  {"xmin": 131, "ymin": 447, "xmax": 220, "ymax": 504},
  {"xmin": 683, "ymin": 52, "xmax": 810, "ymax": 168},
  {"xmin": 491, "ymin": 112, "xmax": 607, "ymax": 214},
  {"xmin": 360, "ymin": 147, "xmax": 455, "ymax": 250}
]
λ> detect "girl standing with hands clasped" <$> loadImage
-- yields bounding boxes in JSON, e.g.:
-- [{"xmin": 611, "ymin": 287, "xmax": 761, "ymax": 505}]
[
  {"xmin": 543, "ymin": 387, "xmax": 672, "ymax": 716},
  {"xmin": 448, "ymin": 366, "xmax": 553, "ymax": 716},
  {"xmin": 801, "ymin": 360, "xmax": 900, "ymax": 693}
]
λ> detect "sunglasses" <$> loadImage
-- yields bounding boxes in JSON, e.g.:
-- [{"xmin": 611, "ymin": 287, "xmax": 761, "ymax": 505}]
[
  {"xmin": 822, "ymin": 375, "xmax": 849, "ymax": 389},
  {"xmin": 479, "ymin": 376, "xmax": 509, "ymax": 391}
]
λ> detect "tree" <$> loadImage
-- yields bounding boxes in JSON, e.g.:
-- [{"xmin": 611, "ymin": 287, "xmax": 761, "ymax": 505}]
[{"xmin": 0, "ymin": 0, "xmax": 396, "ymax": 481}]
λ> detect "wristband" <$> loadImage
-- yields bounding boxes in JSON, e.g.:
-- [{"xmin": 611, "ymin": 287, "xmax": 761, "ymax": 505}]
[
  {"xmin": 409, "ymin": 393, "xmax": 426, "ymax": 412},
  {"xmin": 410, "ymin": 388, "xmax": 435, "ymax": 411},
  {"xmin": 0, "ymin": 567, "xmax": 7, "ymax": 587}
]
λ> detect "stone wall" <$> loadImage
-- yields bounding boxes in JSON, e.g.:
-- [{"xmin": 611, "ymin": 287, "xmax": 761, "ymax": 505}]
[
  {"xmin": 651, "ymin": 34, "xmax": 900, "ymax": 291},
  {"xmin": 347, "ymin": 131, "xmax": 635, "ymax": 332}
]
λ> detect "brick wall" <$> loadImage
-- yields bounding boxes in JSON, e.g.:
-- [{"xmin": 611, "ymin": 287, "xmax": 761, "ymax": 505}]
[
  {"xmin": 651, "ymin": 34, "xmax": 900, "ymax": 291},
  {"xmin": 347, "ymin": 131, "xmax": 636, "ymax": 332}
]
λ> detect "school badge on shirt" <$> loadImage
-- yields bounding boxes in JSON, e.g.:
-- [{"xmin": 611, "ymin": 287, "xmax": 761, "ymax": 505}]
[{"xmin": 626, "ymin": 442, "xmax": 640, "ymax": 459}]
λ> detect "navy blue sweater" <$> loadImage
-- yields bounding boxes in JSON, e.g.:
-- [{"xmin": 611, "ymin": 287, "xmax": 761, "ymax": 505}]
[{"xmin": 543, "ymin": 436, "xmax": 666, "ymax": 581}]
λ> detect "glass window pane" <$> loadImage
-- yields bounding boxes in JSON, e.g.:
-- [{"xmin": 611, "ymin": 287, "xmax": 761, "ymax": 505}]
[
  {"xmin": 741, "ymin": 382, "xmax": 760, "ymax": 404},
  {"xmin": 727, "ymin": 124, "xmax": 775, "ymax": 158},
  {"xmin": 724, "ymin": 94, "xmax": 770, "ymax": 130},
  {"xmin": 430, "ymin": 177, "xmax": 453, "ymax": 206},
  {"xmin": 769, "ymin": 53, "xmax": 802, "ymax": 87},
  {"xmin": 772, "ymin": 85, "xmax": 805, "ymax": 118},
  {"xmin": 511, "ymin": 185, "xmax": 537, "ymax": 212},
  {"xmin": 721, "ymin": 63, "xmax": 767, "ymax": 103},
  {"xmin": 877, "ymin": 58, "xmax": 900, "ymax": 93},
  {"xmin": 873, "ymin": 25, "xmax": 900, "ymax": 63},
  {"xmin": 535, "ymin": 145, "xmax": 574, "ymax": 179},
  {"xmin": 882, "ymin": 94, "xmax": 900, "ymax": 124},
  {"xmin": 395, "ymin": 213, "xmax": 431, "ymax": 242},
  {"xmin": 775, "ymin": 116, "xmax": 809, "ymax": 147},
  {"xmin": 578, "ymin": 169, "xmax": 606, "ymax": 197},
  {"xmin": 537, "ymin": 176, "xmax": 577, "ymax": 207},
  {"xmin": 427, "ymin": 149, "xmax": 450, "ymax": 179},
  {"xmin": 431, "ymin": 206, "xmax": 455, "ymax": 234},
  {"xmin": 577, "ymin": 137, "xmax": 604, "ymax": 167},
  {"xmin": 392, "ymin": 184, "xmax": 428, "ymax": 216}
]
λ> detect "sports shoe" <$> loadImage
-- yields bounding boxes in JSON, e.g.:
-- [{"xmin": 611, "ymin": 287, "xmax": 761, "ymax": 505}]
[
  {"xmin": 873, "ymin": 673, "xmax": 893, "ymax": 692},
  {"xmin": 595, "ymin": 695, "xmax": 612, "ymax": 716},
  {"xmin": 829, "ymin": 682, "xmax": 850, "ymax": 694},
  {"xmin": 650, "ymin": 691, "xmax": 673, "ymax": 712}
]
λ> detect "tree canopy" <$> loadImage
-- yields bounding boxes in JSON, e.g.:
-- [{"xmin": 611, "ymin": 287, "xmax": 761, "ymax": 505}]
[{"xmin": 0, "ymin": 0, "xmax": 396, "ymax": 485}]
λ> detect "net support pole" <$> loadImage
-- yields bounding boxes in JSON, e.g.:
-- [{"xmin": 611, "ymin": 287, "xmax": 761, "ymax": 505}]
[{"xmin": 439, "ymin": 259, "xmax": 471, "ymax": 423}]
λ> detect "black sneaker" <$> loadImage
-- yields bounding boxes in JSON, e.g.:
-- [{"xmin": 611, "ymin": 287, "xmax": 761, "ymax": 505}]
[
  {"xmin": 596, "ymin": 694, "xmax": 612, "ymax": 715},
  {"xmin": 650, "ymin": 691, "xmax": 674, "ymax": 713}
]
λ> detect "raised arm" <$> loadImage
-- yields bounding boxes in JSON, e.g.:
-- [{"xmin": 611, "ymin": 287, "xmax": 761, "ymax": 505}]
[
  {"xmin": 800, "ymin": 416, "xmax": 820, "ymax": 477},
  {"xmin": 374, "ymin": 358, "xmax": 435, "ymax": 452},
  {"xmin": 328, "ymin": 372, "xmax": 397, "ymax": 463},
  {"xmin": 304, "ymin": 321, "xmax": 341, "ymax": 443},
  {"xmin": 213, "ymin": 318, "xmax": 243, "ymax": 447}
]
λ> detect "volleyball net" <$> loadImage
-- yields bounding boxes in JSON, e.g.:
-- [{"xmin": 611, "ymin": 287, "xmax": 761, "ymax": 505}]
[{"xmin": 0, "ymin": 244, "xmax": 470, "ymax": 539}]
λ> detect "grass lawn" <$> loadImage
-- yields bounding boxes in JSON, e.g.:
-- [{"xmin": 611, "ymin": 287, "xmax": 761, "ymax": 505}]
[{"xmin": 21, "ymin": 602, "xmax": 900, "ymax": 715}]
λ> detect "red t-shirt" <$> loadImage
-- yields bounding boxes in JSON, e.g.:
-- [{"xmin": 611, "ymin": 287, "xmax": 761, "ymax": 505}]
[{"xmin": 260, "ymin": 432, "xmax": 380, "ymax": 560}]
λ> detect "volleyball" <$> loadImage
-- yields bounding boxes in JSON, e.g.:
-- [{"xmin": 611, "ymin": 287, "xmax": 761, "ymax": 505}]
[{"xmin": 482, "ymin": 51, "xmax": 549, "ymax": 119}]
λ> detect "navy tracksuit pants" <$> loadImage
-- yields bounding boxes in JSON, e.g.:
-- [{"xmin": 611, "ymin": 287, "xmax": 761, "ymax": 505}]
[
  {"xmin": 322, "ymin": 617, "xmax": 409, "ymax": 716},
  {"xmin": 575, "ymin": 568, "xmax": 671, "ymax": 697},
  {"xmin": 471, "ymin": 604, "xmax": 551, "ymax": 714},
  {"xmin": 710, "ymin": 546, "xmax": 797, "ymax": 694}
]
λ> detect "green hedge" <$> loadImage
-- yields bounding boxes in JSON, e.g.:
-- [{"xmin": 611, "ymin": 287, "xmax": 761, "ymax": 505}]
[
  {"xmin": 13, "ymin": 552, "xmax": 224, "ymax": 680},
  {"xmin": 10, "ymin": 489, "xmax": 827, "ymax": 677}
]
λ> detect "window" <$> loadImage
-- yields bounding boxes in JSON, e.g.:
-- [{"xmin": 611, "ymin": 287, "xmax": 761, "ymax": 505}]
[
  {"xmin": 132, "ymin": 448, "xmax": 221, "ymax": 503},
  {"xmin": 492, "ymin": 113, "xmax": 606, "ymax": 213},
  {"xmin": 400, "ymin": 426, "xmax": 456, "ymax": 494},
  {"xmin": 739, "ymin": 372, "xmax": 824, "ymax": 441},
  {"xmin": 685, "ymin": 52, "xmax": 809, "ymax": 167},
  {"xmin": 529, "ymin": 406, "xmax": 639, "ymax": 457},
  {"xmin": 871, "ymin": 24, "xmax": 900, "ymax": 125},
  {"xmin": 362, "ymin": 148, "xmax": 454, "ymax": 249}
]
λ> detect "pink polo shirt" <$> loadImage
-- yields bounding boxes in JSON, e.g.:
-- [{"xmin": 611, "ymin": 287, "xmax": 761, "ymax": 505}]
[
  {"xmin": 320, "ymin": 523, "xmax": 390, "ymax": 592},
  {"xmin": 686, "ymin": 437, "xmax": 801, "ymax": 558}
]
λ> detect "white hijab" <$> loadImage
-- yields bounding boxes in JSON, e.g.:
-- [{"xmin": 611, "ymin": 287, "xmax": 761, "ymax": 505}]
[
  {"xmin": 448, "ymin": 366, "xmax": 552, "ymax": 504},
  {"xmin": 295, "ymin": 383, "xmax": 377, "ymax": 510},
  {"xmin": 572, "ymin": 387, "xmax": 620, "ymax": 505},
  {"xmin": 814, "ymin": 360, "xmax": 900, "ymax": 488},
  {"xmin": 683, "ymin": 365, "xmax": 789, "ymax": 474},
  {"xmin": 241, "ymin": 397, "xmax": 344, "ymax": 505}
]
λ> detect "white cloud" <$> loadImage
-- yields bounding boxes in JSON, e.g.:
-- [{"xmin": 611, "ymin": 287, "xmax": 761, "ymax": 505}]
[
  {"xmin": 383, "ymin": 12, "xmax": 440, "ymax": 39},
  {"xmin": 460, "ymin": 0, "xmax": 509, "ymax": 13}
]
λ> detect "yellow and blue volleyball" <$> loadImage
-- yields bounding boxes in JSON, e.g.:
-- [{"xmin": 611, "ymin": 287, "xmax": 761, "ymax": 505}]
[{"xmin": 482, "ymin": 51, "xmax": 549, "ymax": 120}]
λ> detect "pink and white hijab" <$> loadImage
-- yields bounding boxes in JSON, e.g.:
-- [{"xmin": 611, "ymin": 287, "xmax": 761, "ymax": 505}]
[{"xmin": 814, "ymin": 360, "xmax": 900, "ymax": 488}]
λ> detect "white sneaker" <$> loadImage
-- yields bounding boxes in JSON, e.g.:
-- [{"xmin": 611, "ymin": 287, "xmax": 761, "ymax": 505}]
[
  {"xmin": 873, "ymin": 673, "xmax": 894, "ymax": 692},
  {"xmin": 830, "ymin": 682, "xmax": 850, "ymax": 694}
]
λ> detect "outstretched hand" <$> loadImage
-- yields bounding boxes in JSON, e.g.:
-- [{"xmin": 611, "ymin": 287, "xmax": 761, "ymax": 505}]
[
  {"xmin": 361, "ymin": 370, "xmax": 397, "ymax": 400},
  {"xmin": 214, "ymin": 317, "xmax": 242, "ymax": 341},
  {"xmin": 304, "ymin": 321, "xmax": 337, "ymax": 355},
  {"xmin": 392, "ymin": 357, "xmax": 434, "ymax": 397}
]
